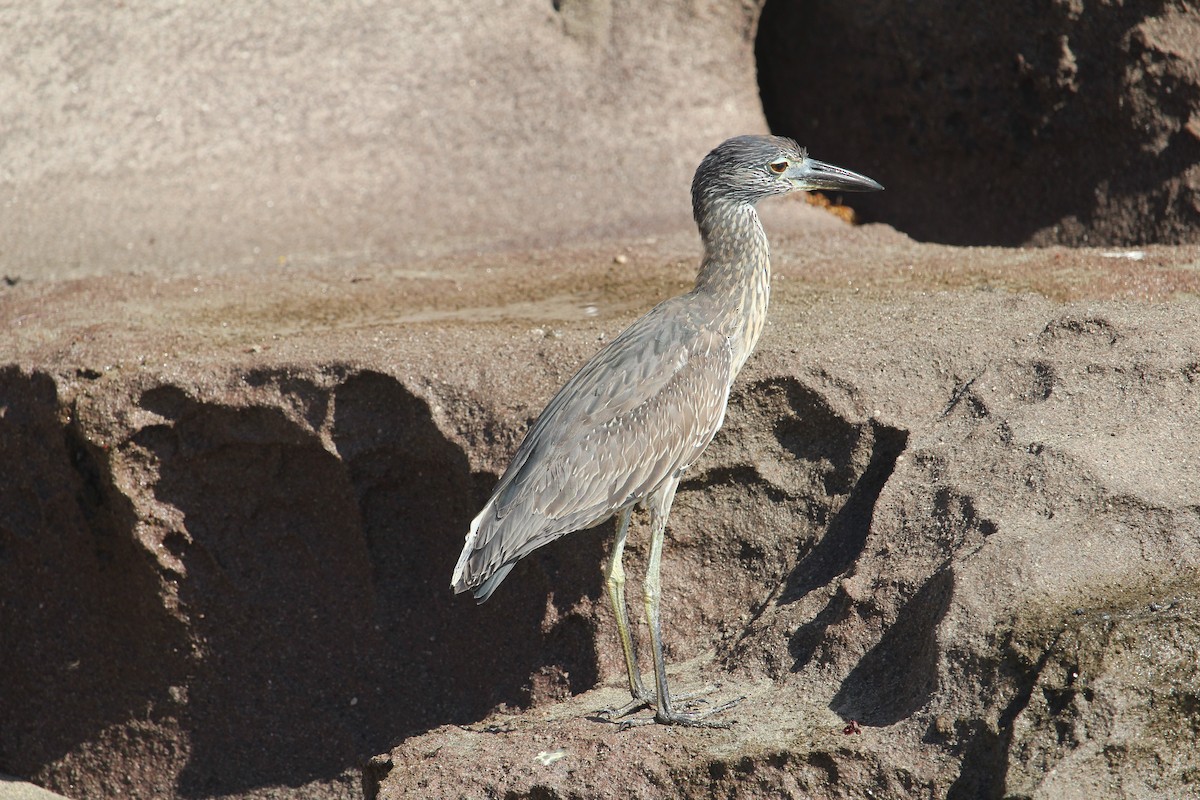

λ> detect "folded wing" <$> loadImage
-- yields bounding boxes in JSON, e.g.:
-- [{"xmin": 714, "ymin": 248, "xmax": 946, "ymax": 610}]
[{"xmin": 453, "ymin": 299, "xmax": 733, "ymax": 601}]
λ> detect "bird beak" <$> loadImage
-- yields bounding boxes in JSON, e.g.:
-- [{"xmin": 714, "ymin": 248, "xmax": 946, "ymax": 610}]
[{"xmin": 787, "ymin": 158, "xmax": 884, "ymax": 193}]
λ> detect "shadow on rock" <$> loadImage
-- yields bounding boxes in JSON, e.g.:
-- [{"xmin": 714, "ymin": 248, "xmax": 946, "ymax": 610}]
[
  {"xmin": 328, "ymin": 371, "xmax": 603, "ymax": 736},
  {"xmin": 779, "ymin": 419, "xmax": 907, "ymax": 605},
  {"xmin": 125, "ymin": 370, "xmax": 604, "ymax": 797},
  {"xmin": 0, "ymin": 367, "xmax": 190, "ymax": 787},
  {"xmin": 134, "ymin": 382, "xmax": 379, "ymax": 796},
  {"xmin": 717, "ymin": 378, "xmax": 909, "ymax": 679},
  {"xmin": 830, "ymin": 567, "xmax": 954, "ymax": 726},
  {"xmin": 757, "ymin": 0, "xmax": 1200, "ymax": 246}
]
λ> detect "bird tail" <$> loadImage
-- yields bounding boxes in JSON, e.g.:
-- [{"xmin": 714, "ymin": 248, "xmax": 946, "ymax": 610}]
[
  {"xmin": 451, "ymin": 505, "xmax": 517, "ymax": 603},
  {"xmin": 467, "ymin": 561, "xmax": 516, "ymax": 604},
  {"xmin": 450, "ymin": 510, "xmax": 483, "ymax": 592}
]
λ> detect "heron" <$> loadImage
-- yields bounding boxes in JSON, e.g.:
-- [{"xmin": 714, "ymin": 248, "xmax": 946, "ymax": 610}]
[{"xmin": 452, "ymin": 135, "xmax": 882, "ymax": 727}]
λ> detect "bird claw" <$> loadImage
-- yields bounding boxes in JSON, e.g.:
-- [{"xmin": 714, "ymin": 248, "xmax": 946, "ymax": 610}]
[
  {"xmin": 597, "ymin": 694, "xmax": 654, "ymax": 721},
  {"xmin": 619, "ymin": 713, "xmax": 728, "ymax": 731},
  {"xmin": 598, "ymin": 684, "xmax": 725, "ymax": 722},
  {"xmin": 613, "ymin": 692, "xmax": 744, "ymax": 730}
]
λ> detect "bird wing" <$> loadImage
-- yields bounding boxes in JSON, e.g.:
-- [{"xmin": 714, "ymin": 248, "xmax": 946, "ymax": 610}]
[{"xmin": 455, "ymin": 298, "xmax": 734, "ymax": 597}]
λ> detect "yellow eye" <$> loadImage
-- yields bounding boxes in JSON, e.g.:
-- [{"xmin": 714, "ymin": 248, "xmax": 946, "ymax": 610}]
[{"xmin": 769, "ymin": 160, "xmax": 788, "ymax": 174}]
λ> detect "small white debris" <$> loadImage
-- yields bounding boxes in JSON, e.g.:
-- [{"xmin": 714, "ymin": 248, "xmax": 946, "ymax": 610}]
[
  {"xmin": 535, "ymin": 749, "xmax": 566, "ymax": 766},
  {"xmin": 613, "ymin": 254, "xmax": 628, "ymax": 265},
  {"xmin": 1100, "ymin": 250, "xmax": 1146, "ymax": 260}
]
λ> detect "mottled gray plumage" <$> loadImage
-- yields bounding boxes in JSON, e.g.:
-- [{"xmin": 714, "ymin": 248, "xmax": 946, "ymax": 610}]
[{"xmin": 452, "ymin": 135, "xmax": 881, "ymax": 726}]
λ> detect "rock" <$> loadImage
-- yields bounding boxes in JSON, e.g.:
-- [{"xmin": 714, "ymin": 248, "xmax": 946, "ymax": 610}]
[
  {"xmin": 4, "ymin": 4, "xmax": 1200, "ymax": 799},
  {"xmin": 0, "ymin": 1, "xmax": 763, "ymax": 279},
  {"xmin": 10, "ymin": 2, "xmax": 1200, "ymax": 280},
  {"xmin": 367, "ymin": 278, "xmax": 1200, "ymax": 799},
  {"xmin": 3, "ymin": 226, "xmax": 1199, "ymax": 799},
  {"xmin": 1004, "ymin": 598, "xmax": 1200, "ymax": 799},
  {"xmin": 0, "ymin": 775, "xmax": 72, "ymax": 800},
  {"xmin": 758, "ymin": 0, "xmax": 1200, "ymax": 246}
]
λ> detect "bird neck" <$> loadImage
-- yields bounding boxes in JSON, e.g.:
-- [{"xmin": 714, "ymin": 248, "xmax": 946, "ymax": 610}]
[{"xmin": 693, "ymin": 199, "xmax": 771, "ymax": 373}]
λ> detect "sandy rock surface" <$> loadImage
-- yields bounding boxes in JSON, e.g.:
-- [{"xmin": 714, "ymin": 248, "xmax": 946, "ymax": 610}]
[
  {"xmin": 0, "ymin": 774, "xmax": 71, "ymax": 800},
  {"xmin": 1, "ymin": 1, "xmax": 762, "ymax": 279},
  {"xmin": 3, "ymin": 202, "xmax": 1199, "ymax": 798}
]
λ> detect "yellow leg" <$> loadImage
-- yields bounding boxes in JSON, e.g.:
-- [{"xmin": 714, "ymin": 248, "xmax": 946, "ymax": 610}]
[
  {"xmin": 642, "ymin": 480, "xmax": 677, "ymax": 720},
  {"xmin": 603, "ymin": 507, "xmax": 650, "ymax": 704},
  {"xmin": 629, "ymin": 476, "xmax": 738, "ymax": 729}
]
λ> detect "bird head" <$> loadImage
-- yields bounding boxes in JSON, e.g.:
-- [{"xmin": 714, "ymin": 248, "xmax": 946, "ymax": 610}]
[{"xmin": 692, "ymin": 135, "xmax": 882, "ymax": 221}]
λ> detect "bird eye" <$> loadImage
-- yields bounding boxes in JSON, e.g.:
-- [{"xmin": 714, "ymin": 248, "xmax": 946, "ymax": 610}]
[{"xmin": 769, "ymin": 160, "xmax": 788, "ymax": 174}]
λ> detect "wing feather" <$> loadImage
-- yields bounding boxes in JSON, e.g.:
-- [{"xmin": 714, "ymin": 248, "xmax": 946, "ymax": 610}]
[{"xmin": 452, "ymin": 296, "xmax": 734, "ymax": 599}]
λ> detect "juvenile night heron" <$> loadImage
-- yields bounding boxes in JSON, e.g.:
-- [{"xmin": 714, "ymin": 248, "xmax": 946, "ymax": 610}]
[{"xmin": 452, "ymin": 135, "xmax": 882, "ymax": 727}]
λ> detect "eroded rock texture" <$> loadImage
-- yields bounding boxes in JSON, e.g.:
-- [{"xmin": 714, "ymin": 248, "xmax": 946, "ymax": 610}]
[
  {"xmin": 0, "ymin": 364, "xmax": 609, "ymax": 799},
  {"xmin": 4, "ymin": 283, "xmax": 1197, "ymax": 800},
  {"xmin": 370, "ymin": 296, "xmax": 1200, "ymax": 800}
]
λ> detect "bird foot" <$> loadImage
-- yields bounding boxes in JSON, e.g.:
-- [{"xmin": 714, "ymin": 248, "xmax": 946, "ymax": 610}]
[
  {"xmin": 597, "ymin": 693, "xmax": 654, "ymax": 721},
  {"xmin": 616, "ymin": 693, "xmax": 744, "ymax": 730},
  {"xmin": 598, "ymin": 684, "xmax": 723, "ymax": 722}
]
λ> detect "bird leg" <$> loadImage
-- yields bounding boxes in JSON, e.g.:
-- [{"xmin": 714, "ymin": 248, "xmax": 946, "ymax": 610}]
[
  {"xmin": 627, "ymin": 478, "xmax": 737, "ymax": 729},
  {"xmin": 598, "ymin": 507, "xmax": 654, "ymax": 720},
  {"xmin": 596, "ymin": 504, "xmax": 716, "ymax": 722}
]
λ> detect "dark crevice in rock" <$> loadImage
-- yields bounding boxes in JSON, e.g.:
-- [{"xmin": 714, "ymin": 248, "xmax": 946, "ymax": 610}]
[
  {"xmin": 946, "ymin": 635, "xmax": 1059, "ymax": 800},
  {"xmin": 1039, "ymin": 314, "xmax": 1121, "ymax": 346},
  {"xmin": 932, "ymin": 487, "xmax": 1000, "ymax": 551},
  {"xmin": 760, "ymin": 378, "xmax": 866, "ymax": 497},
  {"xmin": 130, "ymin": 369, "xmax": 605, "ymax": 796},
  {"xmin": 138, "ymin": 384, "xmax": 194, "ymax": 419},
  {"xmin": 720, "ymin": 378, "xmax": 909, "ymax": 678},
  {"xmin": 329, "ymin": 370, "xmax": 604, "ymax": 731},
  {"xmin": 678, "ymin": 464, "xmax": 790, "ymax": 504},
  {"xmin": 945, "ymin": 719, "xmax": 1009, "ymax": 800},
  {"xmin": 131, "ymin": 390, "xmax": 377, "ymax": 796},
  {"xmin": 788, "ymin": 590, "xmax": 855, "ymax": 672},
  {"xmin": 243, "ymin": 368, "xmax": 338, "ymax": 433},
  {"xmin": 4, "ymin": 367, "xmax": 610, "ymax": 799},
  {"xmin": 360, "ymin": 753, "xmax": 393, "ymax": 800},
  {"xmin": 63, "ymin": 419, "xmax": 110, "ymax": 536}
]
